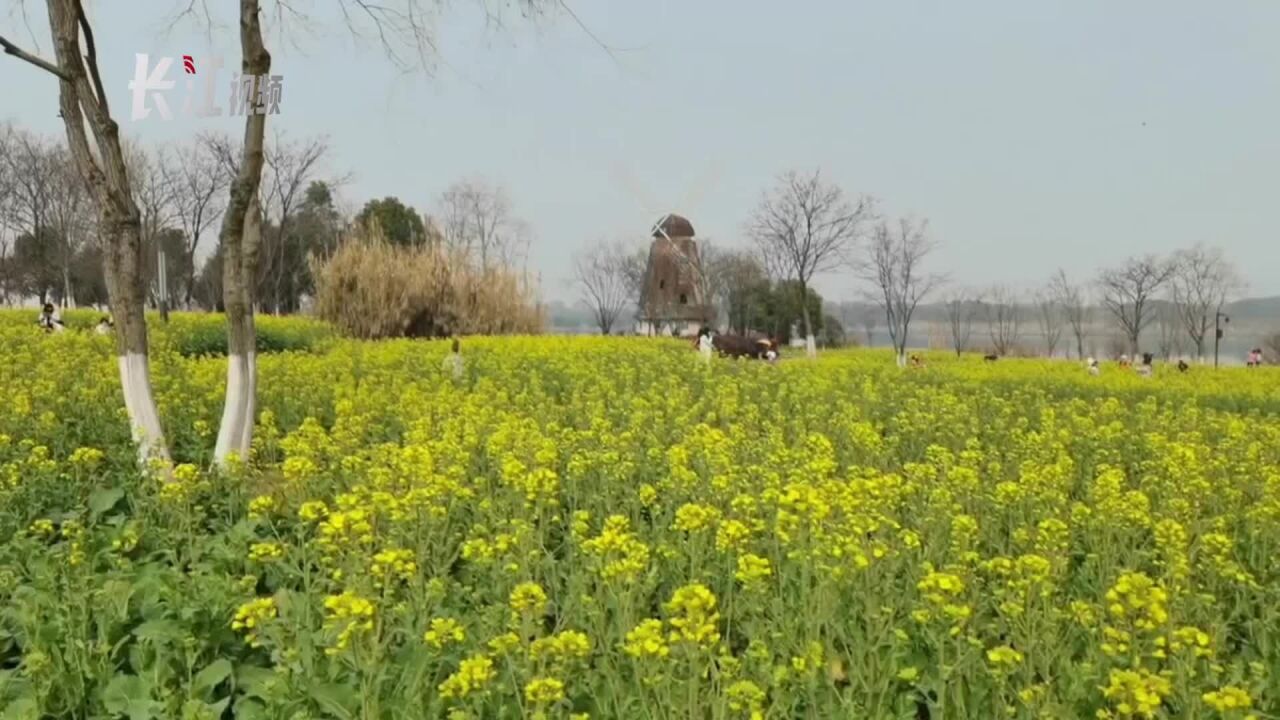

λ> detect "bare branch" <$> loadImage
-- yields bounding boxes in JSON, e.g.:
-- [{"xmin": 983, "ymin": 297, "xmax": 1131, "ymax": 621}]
[
  {"xmin": 74, "ymin": 0, "xmax": 108, "ymax": 113},
  {"xmin": 0, "ymin": 33, "xmax": 70, "ymax": 79}
]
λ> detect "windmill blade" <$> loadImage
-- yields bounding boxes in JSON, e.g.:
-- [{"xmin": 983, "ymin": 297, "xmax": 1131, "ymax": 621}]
[
  {"xmin": 610, "ymin": 160, "xmax": 662, "ymax": 220},
  {"xmin": 651, "ymin": 212, "xmax": 672, "ymax": 241},
  {"xmin": 677, "ymin": 156, "xmax": 725, "ymax": 218}
]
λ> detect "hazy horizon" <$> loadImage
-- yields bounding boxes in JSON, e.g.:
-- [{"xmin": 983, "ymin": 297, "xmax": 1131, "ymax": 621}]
[{"xmin": 4, "ymin": 1, "xmax": 1278, "ymax": 303}]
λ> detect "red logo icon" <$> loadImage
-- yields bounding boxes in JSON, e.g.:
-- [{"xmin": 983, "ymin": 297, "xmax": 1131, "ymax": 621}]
[{"xmin": 182, "ymin": 55, "xmax": 196, "ymax": 74}]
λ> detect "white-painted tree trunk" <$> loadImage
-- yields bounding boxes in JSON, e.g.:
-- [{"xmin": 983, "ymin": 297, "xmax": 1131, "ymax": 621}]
[
  {"xmin": 213, "ymin": 351, "xmax": 254, "ymax": 462},
  {"xmin": 118, "ymin": 352, "xmax": 168, "ymax": 464},
  {"xmin": 212, "ymin": 0, "xmax": 269, "ymax": 468},
  {"xmin": 805, "ymin": 334, "xmax": 817, "ymax": 359}
]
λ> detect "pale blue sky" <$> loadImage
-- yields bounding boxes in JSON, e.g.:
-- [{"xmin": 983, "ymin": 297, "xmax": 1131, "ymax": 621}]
[{"xmin": 4, "ymin": 1, "xmax": 1278, "ymax": 301}]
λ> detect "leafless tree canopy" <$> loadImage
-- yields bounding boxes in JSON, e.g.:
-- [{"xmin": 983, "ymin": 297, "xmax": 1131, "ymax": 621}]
[
  {"xmin": 1264, "ymin": 332, "xmax": 1280, "ymax": 365},
  {"xmin": 859, "ymin": 217, "xmax": 942, "ymax": 365},
  {"xmin": 260, "ymin": 131, "xmax": 331, "ymax": 311},
  {"xmin": 749, "ymin": 169, "xmax": 871, "ymax": 355},
  {"xmin": 985, "ymin": 285, "xmax": 1022, "ymax": 357},
  {"xmin": 1096, "ymin": 254, "xmax": 1177, "ymax": 356},
  {"xmin": 1170, "ymin": 244, "xmax": 1243, "ymax": 360},
  {"xmin": 943, "ymin": 287, "xmax": 982, "ymax": 357},
  {"xmin": 1154, "ymin": 300, "xmax": 1185, "ymax": 361},
  {"xmin": 438, "ymin": 179, "xmax": 531, "ymax": 272},
  {"xmin": 716, "ymin": 248, "xmax": 768, "ymax": 334},
  {"xmin": 171, "ymin": 141, "xmax": 230, "ymax": 306},
  {"xmin": 1034, "ymin": 291, "xmax": 1063, "ymax": 358},
  {"xmin": 572, "ymin": 240, "xmax": 632, "ymax": 335},
  {"xmin": 1049, "ymin": 269, "xmax": 1090, "ymax": 360}
]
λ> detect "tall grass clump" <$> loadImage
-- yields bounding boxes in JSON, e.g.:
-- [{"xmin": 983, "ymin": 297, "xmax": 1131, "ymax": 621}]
[{"xmin": 310, "ymin": 224, "xmax": 544, "ymax": 339}]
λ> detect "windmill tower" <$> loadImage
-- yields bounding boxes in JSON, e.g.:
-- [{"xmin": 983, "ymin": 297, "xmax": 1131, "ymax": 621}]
[
  {"xmin": 611, "ymin": 160, "xmax": 723, "ymax": 337},
  {"xmin": 636, "ymin": 214, "xmax": 714, "ymax": 337}
]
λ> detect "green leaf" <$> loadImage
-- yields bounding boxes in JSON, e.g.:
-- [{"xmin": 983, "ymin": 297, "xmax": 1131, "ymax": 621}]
[
  {"xmin": 102, "ymin": 674, "xmax": 159, "ymax": 720},
  {"xmin": 192, "ymin": 659, "xmax": 233, "ymax": 696},
  {"xmin": 132, "ymin": 619, "xmax": 183, "ymax": 643},
  {"xmin": 0, "ymin": 697, "xmax": 38, "ymax": 720},
  {"xmin": 231, "ymin": 698, "xmax": 267, "ymax": 720},
  {"xmin": 234, "ymin": 666, "xmax": 279, "ymax": 700},
  {"xmin": 88, "ymin": 486, "xmax": 125, "ymax": 518},
  {"xmin": 309, "ymin": 682, "xmax": 358, "ymax": 720}
]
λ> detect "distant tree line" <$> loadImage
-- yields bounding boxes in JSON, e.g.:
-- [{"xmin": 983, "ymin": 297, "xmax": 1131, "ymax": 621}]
[
  {"xmin": 0, "ymin": 124, "xmax": 530, "ymax": 316},
  {"xmin": 573, "ymin": 168, "xmax": 1265, "ymax": 365}
]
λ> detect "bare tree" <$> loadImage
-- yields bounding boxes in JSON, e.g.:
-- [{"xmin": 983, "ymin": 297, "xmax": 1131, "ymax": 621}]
[
  {"xmin": 717, "ymin": 249, "xmax": 768, "ymax": 334},
  {"xmin": 45, "ymin": 145, "xmax": 91, "ymax": 306},
  {"xmin": 857, "ymin": 306, "xmax": 878, "ymax": 347},
  {"xmin": 2, "ymin": 0, "xmax": 170, "ymax": 462},
  {"xmin": 572, "ymin": 240, "xmax": 631, "ymax": 334},
  {"xmin": 0, "ymin": 128, "xmax": 60, "ymax": 302},
  {"xmin": 943, "ymin": 287, "xmax": 982, "ymax": 357},
  {"xmin": 1097, "ymin": 254, "xmax": 1177, "ymax": 357},
  {"xmin": 171, "ymin": 140, "xmax": 229, "ymax": 307},
  {"xmin": 260, "ymin": 131, "xmax": 330, "ymax": 312},
  {"xmin": 859, "ymin": 217, "xmax": 942, "ymax": 366},
  {"xmin": 1049, "ymin": 269, "xmax": 1090, "ymax": 360},
  {"xmin": 211, "ymin": 0, "xmax": 272, "ymax": 466},
  {"xmin": 1154, "ymin": 301, "xmax": 1184, "ymax": 361},
  {"xmin": 985, "ymin": 285, "xmax": 1022, "ymax": 356},
  {"xmin": 439, "ymin": 179, "xmax": 531, "ymax": 272},
  {"xmin": 1034, "ymin": 291, "xmax": 1063, "ymax": 358},
  {"xmin": 749, "ymin": 169, "xmax": 870, "ymax": 357},
  {"xmin": 0, "ymin": 132, "xmax": 11, "ymax": 304},
  {"xmin": 127, "ymin": 143, "xmax": 181, "ymax": 319},
  {"xmin": 1263, "ymin": 332, "xmax": 1280, "ymax": 365},
  {"xmin": 1170, "ymin": 245, "xmax": 1243, "ymax": 362}
]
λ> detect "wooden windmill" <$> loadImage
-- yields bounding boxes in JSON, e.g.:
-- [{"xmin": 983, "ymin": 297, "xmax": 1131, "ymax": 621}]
[{"xmin": 612, "ymin": 162, "xmax": 722, "ymax": 337}]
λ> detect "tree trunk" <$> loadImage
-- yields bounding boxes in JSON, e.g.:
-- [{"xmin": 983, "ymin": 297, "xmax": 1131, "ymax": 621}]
[
  {"xmin": 214, "ymin": 0, "xmax": 269, "ymax": 466},
  {"xmin": 798, "ymin": 279, "xmax": 816, "ymax": 359},
  {"xmin": 103, "ymin": 219, "xmax": 168, "ymax": 462},
  {"xmin": 42, "ymin": 0, "xmax": 169, "ymax": 464}
]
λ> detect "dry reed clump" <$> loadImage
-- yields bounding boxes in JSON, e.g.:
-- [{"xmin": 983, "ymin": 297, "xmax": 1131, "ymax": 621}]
[{"xmin": 310, "ymin": 225, "xmax": 543, "ymax": 339}]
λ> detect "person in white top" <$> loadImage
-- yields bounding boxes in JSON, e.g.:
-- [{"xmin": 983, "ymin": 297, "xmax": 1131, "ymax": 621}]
[
  {"xmin": 697, "ymin": 327, "xmax": 715, "ymax": 365},
  {"xmin": 37, "ymin": 303, "xmax": 65, "ymax": 333},
  {"xmin": 95, "ymin": 316, "xmax": 114, "ymax": 335},
  {"xmin": 1136, "ymin": 352, "xmax": 1153, "ymax": 378},
  {"xmin": 1087, "ymin": 357, "xmax": 1100, "ymax": 376}
]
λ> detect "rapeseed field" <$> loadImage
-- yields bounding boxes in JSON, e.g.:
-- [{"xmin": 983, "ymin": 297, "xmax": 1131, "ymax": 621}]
[{"xmin": 1, "ymin": 314, "xmax": 1277, "ymax": 719}]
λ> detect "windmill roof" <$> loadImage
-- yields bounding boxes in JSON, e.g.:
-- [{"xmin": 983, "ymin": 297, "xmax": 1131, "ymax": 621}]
[{"xmin": 652, "ymin": 214, "xmax": 695, "ymax": 238}]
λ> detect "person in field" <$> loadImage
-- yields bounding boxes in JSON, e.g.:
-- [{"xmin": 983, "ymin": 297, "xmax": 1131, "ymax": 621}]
[
  {"xmin": 37, "ymin": 303, "xmax": 65, "ymax": 333},
  {"xmin": 1177, "ymin": 359, "xmax": 1190, "ymax": 373},
  {"xmin": 1136, "ymin": 352, "xmax": 1153, "ymax": 378},
  {"xmin": 1087, "ymin": 357, "xmax": 1100, "ymax": 376},
  {"xmin": 1247, "ymin": 348, "xmax": 1262, "ymax": 368},
  {"xmin": 95, "ymin": 316, "xmax": 114, "ymax": 335},
  {"xmin": 443, "ymin": 338, "xmax": 464, "ymax": 383},
  {"xmin": 697, "ymin": 327, "xmax": 715, "ymax": 365}
]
